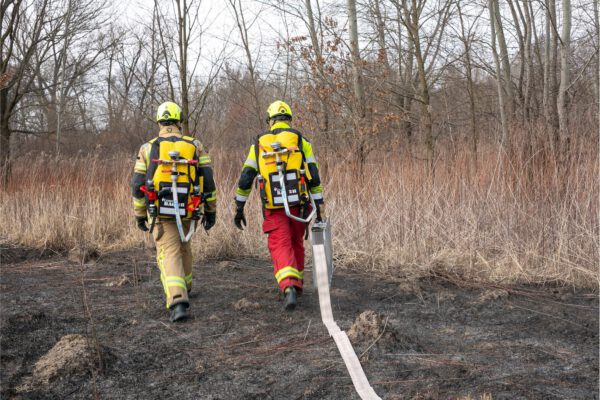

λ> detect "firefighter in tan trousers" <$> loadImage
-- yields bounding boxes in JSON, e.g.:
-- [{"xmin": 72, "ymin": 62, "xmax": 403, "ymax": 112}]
[{"xmin": 131, "ymin": 102, "xmax": 217, "ymax": 322}]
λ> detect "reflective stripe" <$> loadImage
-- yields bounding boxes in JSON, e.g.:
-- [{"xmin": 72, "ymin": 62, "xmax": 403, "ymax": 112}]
[
  {"xmin": 311, "ymin": 192, "xmax": 323, "ymax": 200},
  {"xmin": 157, "ymin": 247, "xmax": 170, "ymax": 307},
  {"xmin": 275, "ymin": 266, "xmax": 302, "ymax": 283},
  {"xmin": 199, "ymin": 156, "xmax": 211, "ymax": 165},
  {"xmin": 134, "ymin": 161, "xmax": 147, "ymax": 172},
  {"xmin": 273, "ymin": 194, "xmax": 299, "ymax": 205},
  {"xmin": 286, "ymin": 172, "xmax": 297, "ymax": 180},
  {"xmin": 185, "ymin": 273, "xmax": 193, "ymax": 284},
  {"xmin": 166, "ymin": 276, "xmax": 187, "ymax": 290},
  {"xmin": 204, "ymin": 191, "xmax": 217, "ymax": 202},
  {"xmin": 133, "ymin": 197, "xmax": 146, "ymax": 207},
  {"xmin": 160, "ymin": 208, "xmax": 187, "ymax": 216},
  {"xmin": 143, "ymin": 144, "xmax": 151, "ymax": 164},
  {"xmin": 236, "ymin": 187, "xmax": 251, "ymax": 196},
  {"xmin": 236, "ymin": 194, "xmax": 248, "ymax": 202},
  {"xmin": 306, "ymin": 156, "xmax": 317, "ymax": 164},
  {"xmin": 244, "ymin": 158, "xmax": 258, "ymax": 169}
]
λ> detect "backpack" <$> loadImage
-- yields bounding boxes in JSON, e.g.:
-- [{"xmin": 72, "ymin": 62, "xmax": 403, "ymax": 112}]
[
  {"xmin": 255, "ymin": 127, "xmax": 311, "ymax": 210},
  {"xmin": 146, "ymin": 136, "xmax": 201, "ymax": 219}
]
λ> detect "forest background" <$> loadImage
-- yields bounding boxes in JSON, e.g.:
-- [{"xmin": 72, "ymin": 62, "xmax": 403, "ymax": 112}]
[{"xmin": 1, "ymin": 0, "xmax": 598, "ymax": 288}]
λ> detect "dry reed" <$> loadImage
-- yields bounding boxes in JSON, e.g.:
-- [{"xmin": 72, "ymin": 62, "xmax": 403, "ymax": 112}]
[{"xmin": 0, "ymin": 145, "xmax": 597, "ymax": 288}]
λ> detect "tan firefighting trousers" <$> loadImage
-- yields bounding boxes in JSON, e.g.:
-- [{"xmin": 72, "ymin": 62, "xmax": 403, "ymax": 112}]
[{"xmin": 152, "ymin": 220, "xmax": 193, "ymax": 308}]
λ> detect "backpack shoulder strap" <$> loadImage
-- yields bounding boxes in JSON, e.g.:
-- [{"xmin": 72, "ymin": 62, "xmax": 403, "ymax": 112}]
[
  {"xmin": 254, "ymin": 134, "xmax": 263, "ymax": 176},
  {"xmin": 146, "ymin": 137, "xmax": 162, "ymax": 182}
]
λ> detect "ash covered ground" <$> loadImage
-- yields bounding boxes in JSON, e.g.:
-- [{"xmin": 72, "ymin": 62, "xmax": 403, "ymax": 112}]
[{"xmin": 1, "ymin": 246, "xmax": 597, "ymax": 399}]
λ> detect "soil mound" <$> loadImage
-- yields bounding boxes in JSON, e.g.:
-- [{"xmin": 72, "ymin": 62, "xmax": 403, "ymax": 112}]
[
  {"xmin": 31, "ymin": 334, "xmax": 95, "ymax": 385},
  {"xmin": 68, "ymin": 246, "xmax": 100, "ymax": 264},
  {"xmin": 233, "ymin": 298, "xmax": 261, "ymax": 311},
  {"xmin": 348, "ymin": 310, "xmax": 396, "ymax": 345},
  {"xmin": 347, "ymin": 310, "xmax": 421, "ymax": 353}
]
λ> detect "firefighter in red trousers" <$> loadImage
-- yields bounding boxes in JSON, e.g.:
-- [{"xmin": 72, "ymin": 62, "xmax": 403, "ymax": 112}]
[{"xmin": 234, "ymin": 101, "xmax": 325, "ymax": 310}]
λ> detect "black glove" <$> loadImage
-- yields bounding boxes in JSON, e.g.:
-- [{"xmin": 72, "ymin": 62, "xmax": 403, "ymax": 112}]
[
  {"xmin": 234, "ymin": 201, "xmax": 247, "ymax": 230},
  {"xmin": 202, "ymin": 212, "xmax": 216, "ymax": 232},
  {"xmin": 136, "ymin": 216, "xmax": 149, "ymax": 232}
]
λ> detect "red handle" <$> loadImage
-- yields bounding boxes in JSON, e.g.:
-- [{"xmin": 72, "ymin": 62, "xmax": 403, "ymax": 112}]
[
  {"xmin": 186, "ymin": 195, "xmax": 202, "ymax": 211},
  {"xmin": 140, "ymin": 185, "xmax": 157, "ymax": 201}
]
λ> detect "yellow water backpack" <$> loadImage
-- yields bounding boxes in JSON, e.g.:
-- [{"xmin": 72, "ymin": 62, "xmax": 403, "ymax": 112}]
[
  {"xmin": 255, "ymin": 128, "xmax": 311, "ymax": 210},
  {"xmin": 145, "ymin": 136, "xmax": 203, "ymax": 219}
]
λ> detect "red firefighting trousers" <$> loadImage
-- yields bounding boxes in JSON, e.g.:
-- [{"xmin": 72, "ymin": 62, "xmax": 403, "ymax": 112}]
[{"xmin": 262, "ymin": 206, "xmax": 306, "ymax": 293}]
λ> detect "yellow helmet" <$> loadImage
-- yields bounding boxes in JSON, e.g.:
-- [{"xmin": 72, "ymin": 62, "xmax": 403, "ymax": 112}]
[
  {"xmin": 266, "ymin": 100, "xmax": 292, "ymax": 122},
  {"xmin": 156, "ymin": 101, "xmax": 182, "ymax": 123}
]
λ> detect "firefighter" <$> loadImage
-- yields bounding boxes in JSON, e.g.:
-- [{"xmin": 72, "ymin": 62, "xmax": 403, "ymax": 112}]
[
  {"xmin": 131, "ymin": 101, "xmax": 217, "ymax": 322},
  {"xmin": 234, "ymin": 100, "xmax": 325, "ymax": 310}
]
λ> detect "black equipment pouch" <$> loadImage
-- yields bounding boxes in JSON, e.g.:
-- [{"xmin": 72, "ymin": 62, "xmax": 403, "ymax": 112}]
[
  {"xmin": 157, "ymin": 182, "xmax": 189, "ymax": 218},
  {"xmin": 269, "ymin": 169, "xmax": 300, "ymax": 207}
]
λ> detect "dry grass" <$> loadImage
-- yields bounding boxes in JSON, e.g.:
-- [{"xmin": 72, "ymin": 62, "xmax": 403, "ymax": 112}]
[{"xmin": 0, "ymin": 145, "xmax": 597, "ymax": 288}]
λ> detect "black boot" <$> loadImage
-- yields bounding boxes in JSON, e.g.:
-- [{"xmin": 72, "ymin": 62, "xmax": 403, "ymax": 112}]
[
  {"xmin": 170, "ymin": 302, "xmax": 189, "ymax": 322},
  {"xmin": 283, "ymin": 286, "xmax": 297, "ymax": 311}
]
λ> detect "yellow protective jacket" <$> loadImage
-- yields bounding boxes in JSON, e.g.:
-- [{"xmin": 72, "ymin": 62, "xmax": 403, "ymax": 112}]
[
  {"xmin": 131, "ymin": 125, "xmax": 216, "ymax": 218},
  {"xmin": 235, "ymin": 121, "xmax": 324, "ymax": 208}
]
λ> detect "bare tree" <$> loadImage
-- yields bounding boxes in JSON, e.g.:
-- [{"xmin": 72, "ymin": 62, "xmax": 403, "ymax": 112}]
[
  {"xmin": 489, "ymin": 0, "xmax": 509, "ymax": 147},
  {"xmin": 543, "ymin": 0, "xmax": 559, "ymax": 142},
  {"xmin": 1, "ymin": 0, "xmax": 51, "ymax": 183},
  {"xmin": 228, "ymin": 0, "xmax": 264, "ymax": 132},
  {"xmin": 305, "ymin": 0, "xmax": 330, "ymax": 134},
  {"xmin": 595, "ymin": 0, "xmax": 599, "ymax": 108},
  {"xmin": 347, "ymin": 0, "xmax": 366, "ymax": 120},
  {"xmin": 456, "ymin": 1, "xmax": 480, "ymax": 168},
  {"xmin": 402, "ymin": 0, "xmax": 452, "ymax": 172},
  {"xmin": 557, "ymin": 0, "xmax": 571, "ymax": 142}
]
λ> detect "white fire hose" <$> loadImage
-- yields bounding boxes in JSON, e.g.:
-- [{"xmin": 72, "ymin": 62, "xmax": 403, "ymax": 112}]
[{"xmin": 312, "ymin": 227, "xmax": 381, "ymax": 399}]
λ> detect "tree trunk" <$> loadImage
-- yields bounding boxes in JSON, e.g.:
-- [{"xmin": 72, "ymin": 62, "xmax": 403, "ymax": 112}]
[
  {"xmin": 56, "ymin": 0, "xmax": 73, "ymax": 155},
  {"xmin": 522, "ymin": 0, "xmax": 534, "ymax": 122},
  {"xmin": 176, "ymin": 0, "xmax": 190, "ymax": 135},
  {"xmin": 557, "ymin": 0, "xmax": 571, "ymax": 146},
  {"xmin": 347, "ymin": 0, "xmax": 368, "ymax": 172},
  {"xmin": 0, "ymin": 88, "xmax": 11, "ymax": 186},
  {"xmin": 595, "ymin": 0, "xmax": 599, "ymax": 132},
  {"xmin": 405, "ymin": 0, "xmax": 434, "ymax": 173},
  {"xmin": 457, "ymin": 1, "xmax": 478, "ymax": 170},
  {"xmin": 394, "ymin": 0, "xmax": 414, "ymax": 142},
  {"xmin": 305, "ymin": 0, "xmax": 329, "ymax": 134},
  {"xmin": 230, "ymin": 0, "xmax": 264, "ymax": 132},
  {"xmin": 492, "ymin": 0, "xmax": 514, "ymax": 118},
  {"xmin": 507, "ymin": 0, "xmax": 526, "ymax": 115},
  {"xmin": 595, "ymin": 0, "xmax": 599, "ymax": 108},
  {"xmin": 543, "ymin": 0, "xmax": 559, "ymax": 144},
  {"xmin": 489, "ymin": 0, "xmax": 509, "ymax": 147},
  {"xmin": 347, "ymin": 0, "xmax": 366, "ymax": 119}
]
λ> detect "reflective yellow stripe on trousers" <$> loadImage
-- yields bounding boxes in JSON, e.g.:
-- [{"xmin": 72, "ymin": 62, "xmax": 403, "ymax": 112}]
[{"xmin": 274, "ymin": 266, "xmax": 303, "ymax": 284}]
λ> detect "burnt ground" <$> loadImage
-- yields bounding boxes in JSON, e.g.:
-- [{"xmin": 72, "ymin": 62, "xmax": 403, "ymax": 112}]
[{"xmin": 0, "ymin": 246, "xmax": 598, "ymax": 400}]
